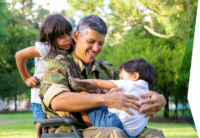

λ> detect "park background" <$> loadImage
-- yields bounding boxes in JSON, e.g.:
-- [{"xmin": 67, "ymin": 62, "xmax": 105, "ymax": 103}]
[{"xmin": 0, "ymin": 0, "xmax": 199, "ymax": 137}]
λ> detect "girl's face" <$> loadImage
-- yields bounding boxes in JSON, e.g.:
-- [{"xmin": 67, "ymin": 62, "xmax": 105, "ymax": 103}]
[{"xmin": 55, "ymin": 33, "xmax": 72, "ymax": 50}]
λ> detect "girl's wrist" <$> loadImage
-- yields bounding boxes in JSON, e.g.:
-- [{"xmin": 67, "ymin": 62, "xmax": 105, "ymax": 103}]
[{"xmin": 22, "ymin": 76, "xmax": 30, "ymax": 81}]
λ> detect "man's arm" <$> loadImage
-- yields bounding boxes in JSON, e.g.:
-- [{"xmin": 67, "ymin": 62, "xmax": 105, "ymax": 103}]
[
  {"xmin": 50, "ymin": 87, "xmax": 140, "ymax": 116},
  {"xmin": 139, "ymin": 91, "xmax": 166, "ymax": 117},
  {"xmin": 81, "ymin": 79, "xmax": 117, "ymax": 89}
]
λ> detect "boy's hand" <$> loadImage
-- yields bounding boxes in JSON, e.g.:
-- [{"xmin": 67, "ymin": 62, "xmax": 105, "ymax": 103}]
[{"xmin": 24, "ymin": 76, "xmax": 39, "ymax": 88}]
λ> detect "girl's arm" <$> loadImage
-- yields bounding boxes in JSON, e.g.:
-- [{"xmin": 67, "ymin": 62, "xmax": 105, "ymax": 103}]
[
  {"xmin": 15, "ymin": 46, "xmax": 41, "ymax": 87},
  {"xmin": 82, "ymin": 79, "xmax": 118, "ymax": 89}
]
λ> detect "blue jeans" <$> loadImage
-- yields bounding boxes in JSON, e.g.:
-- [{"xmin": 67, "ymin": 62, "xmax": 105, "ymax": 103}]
[
  {"xmin": 86, "ymin": 106, "xmax": 136, "ymax": 138},
  {"xmin": 31, "ymin": 103, "xmax": 44, "ymax": 124}
]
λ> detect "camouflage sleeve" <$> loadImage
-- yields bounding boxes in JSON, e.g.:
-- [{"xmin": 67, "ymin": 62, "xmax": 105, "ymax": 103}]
[
  {"xmin": 98, "ymin": 59, "xmax": 119, "ymax": 80},
  {"xmin": 40, "ymin": 59, "xmax": 71, "ymax": 109},
  {"xmin": 114, "ymin": 69, "xmax": 119, "ymax": 80}
]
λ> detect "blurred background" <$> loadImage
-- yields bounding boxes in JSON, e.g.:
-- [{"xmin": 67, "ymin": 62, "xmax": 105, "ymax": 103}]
[{"xmin": 0, "ymin": 0, "xmax": 198, "ymax": 137}]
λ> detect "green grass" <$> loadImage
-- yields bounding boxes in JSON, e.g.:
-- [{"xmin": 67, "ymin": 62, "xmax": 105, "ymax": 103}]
[
  {"xmin": 0, "ymin": 111, "xmax": 35, "ymax": 138},
  {"xmin": 0, "ymin": 111, "xmax": 199, "ymax": 138},
  {"xmin": 0, "ymin": 121, "xmax": 36, "ymax": 138},
  {"xmin": 0, "ymin": 111, "xmax": 33, "ymax": 120},
  {"xmin": 153, "ymin": 109, "xmax": 192, "ymax": 117},
  {"xmin": 148, "ymin": 110, "xmax": 198, "ymax": 138},
  {"xmin": 147, "ymin": 122, "xmax": 198, "ymax": 138}
]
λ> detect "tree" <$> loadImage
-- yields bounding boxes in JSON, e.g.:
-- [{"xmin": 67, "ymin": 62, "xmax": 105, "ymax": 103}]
[
  {"xmin": 173, "ymin": 9, "xmax": 197, "ymax": 119},
  {"xmin": 0, "ymin": 1, "xmax": 10, "ymax": 43},
  {"xmin": 68, "ymin": 0, "xmax": 197, "ymax": 42},
  {"xmin": 0, "ymin": 0, "xmax": 49, "ymax": 111},
  {"xmin": 67, "ymin": 0, "xmax": 197, "ymax": 118},
  {"xmin": 0, "ymin": 70, "xmax": 27, "ymax": 112}
]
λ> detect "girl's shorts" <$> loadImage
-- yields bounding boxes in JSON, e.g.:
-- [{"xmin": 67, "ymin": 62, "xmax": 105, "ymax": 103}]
[{"xmin": 31, "ymin": 103, "xmax": 44, "ymax": 124}]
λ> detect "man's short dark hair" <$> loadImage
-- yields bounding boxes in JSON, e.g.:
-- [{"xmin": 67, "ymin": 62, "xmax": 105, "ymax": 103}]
[
  {"xmin": 117, "ymin": 58, "xmax": 155, "ymax": 85},
  {"xmin": 76, "ymin": 14, "xmax": 107, "ymax": 36}
]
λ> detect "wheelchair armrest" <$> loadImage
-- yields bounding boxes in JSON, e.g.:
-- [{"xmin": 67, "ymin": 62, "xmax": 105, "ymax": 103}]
[
  {"xmin": 39, "ymin": 117, "xmax": 81, "ymax": 138},
  {"xmin": 39, "ymin": 117, "xmax": 76, "ymax": 126}
]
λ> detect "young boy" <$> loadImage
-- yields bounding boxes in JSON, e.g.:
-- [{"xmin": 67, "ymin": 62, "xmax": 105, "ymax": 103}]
[{"xmin": 69, "ymin": 58, "xmax": 155, "ymax": 137}]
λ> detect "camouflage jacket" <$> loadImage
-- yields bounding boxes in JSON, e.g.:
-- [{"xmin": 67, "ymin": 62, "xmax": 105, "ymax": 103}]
[{"xmin": 39, "ymin": 52, "xmax": 117, "ymax": 132}]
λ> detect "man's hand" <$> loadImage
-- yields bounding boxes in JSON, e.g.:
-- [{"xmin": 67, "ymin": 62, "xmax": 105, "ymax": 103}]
[
  {"xmin": 139, "ymin": 91, "xmax": 166, "ymax": 117},
  {"xmin": 104, "ymin": 87, "xmax": 140, "ymax": 116},
  {"xmin": 24, "ymin": 76, "xmax": 39, "ymax": 88}
]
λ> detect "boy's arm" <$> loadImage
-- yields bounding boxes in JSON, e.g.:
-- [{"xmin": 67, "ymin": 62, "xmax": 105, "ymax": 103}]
[
  {"xmin": 82, "ymin": 79, "xmax": 118, "ymax": 89},
  {"xmin": 15, "ymin": 46, "xmax": 41, "ymax": 87}
]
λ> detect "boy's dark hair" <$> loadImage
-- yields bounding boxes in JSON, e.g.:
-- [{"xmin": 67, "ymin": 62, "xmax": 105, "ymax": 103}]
[
  {"xmin": 117, "ymin": 58, "xmax": 155, "ymax": 85},
  {"xmin": 38, "ymin": 14, "xmax": 74, "ymax": 59}
]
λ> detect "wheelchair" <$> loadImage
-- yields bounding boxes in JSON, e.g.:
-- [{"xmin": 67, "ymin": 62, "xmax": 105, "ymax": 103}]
[{"xmin": 38, "ymin": 114, "xmax": 81, "ymax": 138}]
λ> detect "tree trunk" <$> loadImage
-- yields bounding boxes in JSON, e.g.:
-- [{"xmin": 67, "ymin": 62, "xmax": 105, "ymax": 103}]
[
  {"xmin": 14, "ymin": 94, "xmax": 17, "ymax": 112},
  {"xmin": 181, "ymin": 104, "xmax": 185, "ymax": 119},
  {"xmin": 173, "ymin": 99, "xmax": 178, "ymax": 119},
  {"xmin": 164, "ymin": 97, "xmax": 169, "ymax": 118},
  {"xmin": 163, "ymin": 86, "xmax": 169, "ymax": 118},
  {"xmin": 27, "ymin": 99, "xmax": 30, "ymax": 111}
]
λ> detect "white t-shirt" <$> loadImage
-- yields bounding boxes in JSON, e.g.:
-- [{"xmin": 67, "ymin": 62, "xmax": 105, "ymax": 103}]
[
  {"xmin": 31, "ymin": 42, "xmax": 50, "ymax": 103},
  {"xmin": 109, "ymin": 80, "xmax": 150, "ymax": 136},
  {"xmin": 31, "ymin": 42, "xmax": 68, "ymax": 103}
]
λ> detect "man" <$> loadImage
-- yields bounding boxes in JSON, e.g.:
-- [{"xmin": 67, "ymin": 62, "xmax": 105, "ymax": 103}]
[{"xmin": 39, "ymin": 14, "xmax": 166, "ymax": 137}]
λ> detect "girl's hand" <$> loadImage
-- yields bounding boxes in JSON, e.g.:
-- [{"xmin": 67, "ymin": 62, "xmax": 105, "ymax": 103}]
[
  {"xmin": 24, "ymin": 76, "xmax": 39, "ymax": 88},
  {"xmin": 96, "ymin": 89, "xmax": 109, "ymax": 94}
]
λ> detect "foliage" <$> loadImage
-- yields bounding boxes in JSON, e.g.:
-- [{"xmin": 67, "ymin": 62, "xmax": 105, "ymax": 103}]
[
  {"xmin": 0, "ymin": 0, "xmax": 48, "ymax": 109},
  {"xmin": 68, "ymin": 0, "xmax": 197, "ymax": 118},
  {"xmin": 0, "ymin": 1, "xmax": 10, "ymax": 43},
  {"xmin": 173, "ymin": 9, "xmax": 197, "ymax": 119},
  {"xmin": 68, "ymin": 0, "xmax": 197, "ymax": 42}
]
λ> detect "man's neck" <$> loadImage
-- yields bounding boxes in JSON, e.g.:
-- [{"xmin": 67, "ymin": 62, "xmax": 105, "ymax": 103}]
[
  {"xmin": 82, "ymin": 62, "xmax": 92, "ymax": 74},
  {"xmin": 73, "ymin": 51, "xmax": 93, "ymax": 73}
]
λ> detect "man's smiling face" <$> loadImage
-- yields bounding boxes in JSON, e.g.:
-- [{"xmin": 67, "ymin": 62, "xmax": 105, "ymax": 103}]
[{"xmin": 74, "ymin": 28, "xmax": 106, "ymax": 64}]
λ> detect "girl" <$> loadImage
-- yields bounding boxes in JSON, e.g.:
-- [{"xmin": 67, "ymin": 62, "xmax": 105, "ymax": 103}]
[{"xmin": 15, "ymin": 14, "xmax": 74, "ymax": 138}]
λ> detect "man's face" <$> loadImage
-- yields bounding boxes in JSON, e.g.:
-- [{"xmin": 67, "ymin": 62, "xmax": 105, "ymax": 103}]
[{"xmin": 74, "ymin": 29, "xmax": 106, "ymax": 64}]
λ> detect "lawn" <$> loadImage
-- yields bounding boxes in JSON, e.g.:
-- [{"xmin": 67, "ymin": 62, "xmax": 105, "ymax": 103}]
[
  {"xmin": 0, "ymin": 110, "xmax": 198, "ymax": 138},
  {"xmin": 0, "ymin": 111, "xmax": 36, "ymax": 138},
  {"xmin": 147, "ymin": 122, "xmax": 198, "ymax": 138}
]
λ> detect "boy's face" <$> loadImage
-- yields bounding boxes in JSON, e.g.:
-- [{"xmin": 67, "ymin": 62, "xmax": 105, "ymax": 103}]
[
  {"xmin": 119, "ymin": 69, "xmax": 134, "ymax": 80},
  {"xmin": 119, "ymin": 69, "xmax": 140, "ymax": 81}
]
